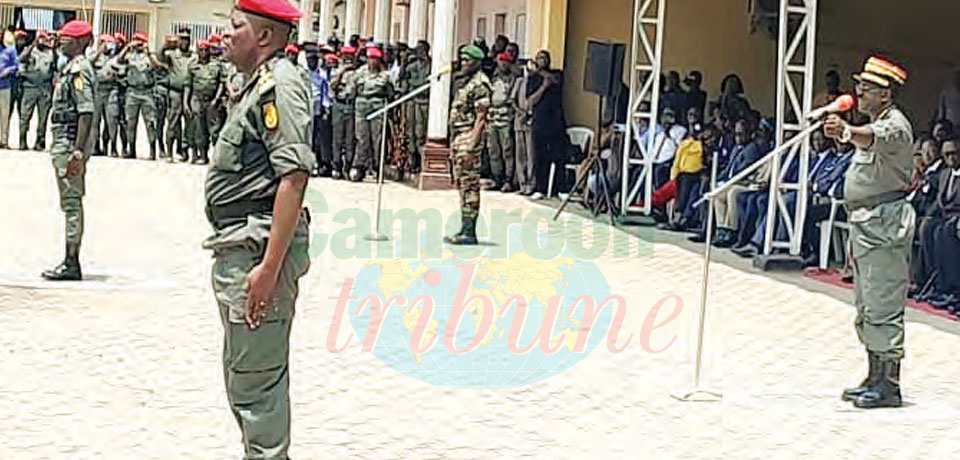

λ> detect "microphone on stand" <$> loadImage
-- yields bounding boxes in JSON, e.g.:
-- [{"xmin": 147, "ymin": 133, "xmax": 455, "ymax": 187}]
[{"xmin": 806, "ymin": 94, "xmax": 856, "ymax": 120}]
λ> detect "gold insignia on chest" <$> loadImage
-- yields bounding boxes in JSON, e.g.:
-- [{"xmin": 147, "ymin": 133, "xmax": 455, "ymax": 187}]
[
  {"xmin": 263, "ymin": 102, "xmax": 279, "ymax": 130},
  {"xmin": 73, "ymin": 77, "xmax": 84, "ymax": 91}
]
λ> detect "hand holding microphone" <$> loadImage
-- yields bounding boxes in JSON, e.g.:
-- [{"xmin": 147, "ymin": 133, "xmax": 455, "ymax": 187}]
[{"xmin": 807, "ymin": 94, "xmax": 856, "ymax": 120}]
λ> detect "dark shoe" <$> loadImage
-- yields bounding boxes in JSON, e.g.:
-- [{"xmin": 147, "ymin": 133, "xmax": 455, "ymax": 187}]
[
  {"xmin": 842, "ymin": 352, "xmax": 881, "ymax": 402},
  {"xmin": 732, "ymin": 244, "xmax": 759, "ymax": 258},
  {"xmin": 714, "ymin": 229, "xmax": 736, "ymax": 248},
  {"xmin": 34, "ymin": 143, "xmax": 45, "ymax": 152},
  {"xmin": 41, "ymin": 243, "xmax": 82, "ymax": 281},
  {"xmin": 853, "ymin": 359, "xmax": 902, "ymax": 409},
  {"xmin": 689, "ymin": 232, "xmax": 707, "ymax": 243},
  {"xmin": 318, "ymin": 165, "xmax": 332, "ymax": 177},
  {"xmin": 501, "ymin": 183, "xmax": 515, "ymax": 193},
  {"xmin": 444, "ymin": 217, "xmax": 478, "ymax": 245},
  {"xmin": 930, "ymin": 293, "xmax": 959, "ymax": 310},
  {"xmin": 332, "ymin": 170, "xmax": 343, "ymax": 180},
  {"xmin": 349, "ymin": 168, "xmax": 363, "ymax": 182}
]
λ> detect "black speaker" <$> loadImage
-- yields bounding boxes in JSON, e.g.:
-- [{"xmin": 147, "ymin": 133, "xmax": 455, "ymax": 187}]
[{"xmin": 584, "ymin": 40, "xmax": 626, "ymax": 97}]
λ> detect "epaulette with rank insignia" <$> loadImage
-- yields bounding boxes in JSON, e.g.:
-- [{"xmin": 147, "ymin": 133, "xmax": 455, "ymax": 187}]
[{"xmin": 256, "ymin": 66, "xmax": 275, "ymax": 95}]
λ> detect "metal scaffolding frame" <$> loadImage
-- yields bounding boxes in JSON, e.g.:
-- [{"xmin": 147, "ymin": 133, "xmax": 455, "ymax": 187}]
[
  {"xmin": 621, "ymin": 0, "xmax": 665, "ymax": 217},
  {"xmin": 762, "ymin": 0, "xmax": 818, "ymax": 258}
]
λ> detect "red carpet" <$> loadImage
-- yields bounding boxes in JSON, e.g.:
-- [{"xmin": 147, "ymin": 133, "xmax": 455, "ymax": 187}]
[{"xmin": 803, "ymin": 268, "xmax": 958, "ymax": 322}]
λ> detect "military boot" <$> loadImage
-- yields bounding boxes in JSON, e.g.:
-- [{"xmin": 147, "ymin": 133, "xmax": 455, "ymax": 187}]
[
  {"xmin": 444, "ymin": 217, "xmax": 478, "ymax": 245},
  {"xmin": 148, "ymin": 144, "xmax": 157, "ymax": 161},
  {"xmin": 842, "ymin": 352, "xmax": 881, "ymax": 401},
  {"xmin": 18, "ymin": 135, "xmax": 28, "ymax": 150},
  {"xmin": 34, "ymin": 140, "xmax": 46, "ymax": 152},
  {"xmin": 854, "ymin": 359, "xmax": 902, "ymax": 409},
  {"xmin": 41, "ymin": 242, "xmax": 82, "ymax": 281}
]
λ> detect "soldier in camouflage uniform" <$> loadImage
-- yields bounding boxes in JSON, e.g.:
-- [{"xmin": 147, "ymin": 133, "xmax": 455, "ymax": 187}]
[
  {"xmin": 186, "ymin": 40, "xmax": 223, "ymax": 164},
  {"xmin": 351, "ymin": 46, "xmax": 392, "ymax": 181},
  {"xmin": 112, "ymin": 32, "xmax": 131, "ymax": 158},
  {"xmin": 90, "ymin": 34, "xmax": 121, "ymax": 157},
  {"xmin": 402, "ymin": 40, "xmax": 430, "ymax": 175},
  {"xmin": 114, "ymin": 33, "xmax": 163, "ymax": 160},
  {"xmin": 164, "ymin": 29, "xmax": 198, "ymax": 161},
  {"xmin": 443, "ymin": 45, "xmax": 491, "ymax": 246},
  {"xmin": 826, "ymin": 57, "xmax": 914, "ymax": 409},
  {"xmin": 330, "ymin": 46, "xmax": 359, "ymax": 179},
  {"xmin": 17, "ymin": 29, "xmax": 55, "ymax": 151},
  {"xmin": 206, "ymin": 4, "xmax": 313, "ymax": 457},
  {"xmin": 42, "ymin": 21, "xmax": 95, "ymax": 281},
  {"xmin": 154, "ymin": 35, "xmax": 178, "ymax": 159},
  {"xmin": 208, "ymin": 33, "xmax": 228, "ymax": 145},
  {"xmin": 487, "ymin": 52, "xmax": 518, "ymax": 192}
]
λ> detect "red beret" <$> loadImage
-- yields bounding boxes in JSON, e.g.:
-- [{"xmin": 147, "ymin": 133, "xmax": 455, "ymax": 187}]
[
  {"xmin": 37, "ymin": 30, "xmax": 50, "ymax": 39},
  {"xmin": 325, "ymin": 54, "xmax": 340, "ymax": 63},
  {"xmin": 235, "ymin": 0, "xmax": 303, "ymax": 24},
  {"xmin": 15, "ymin": 30, "xmax": 27, "ymax": 38},
  {"xmin": 208, "ymin": 33, "xmax": 223, "ymax": 44},
  {"xmin": 198, "ymin": 40, "xmax": 210, "ymax": 49},
  {"xmin": 340, "ymin": 46, "xmax": 357, "ymax": 56},
  {"xmin": 114, "ymin": 32, "xmax": 127, "ymax": 42},
  {"xmin": 285, "ymin": 43, "xmax": 299, "ymax": 54},
  {"xmin": 59, "ymin": 20, "xmax": 93, "ymax": 38},
  {"xmin": 99, "ymin": 34, "xmax": 115, "ymax": 43},
  {"xmin": 133, "ymin": 32, "xmax": 148, "ymax": 42},
  {"xmin": 367, "ymin": 47, "xmax": 383, "ymax": 59},
  {"xmin": 496, "ymin": 52, "xmax": 513, "ymax": 63}
]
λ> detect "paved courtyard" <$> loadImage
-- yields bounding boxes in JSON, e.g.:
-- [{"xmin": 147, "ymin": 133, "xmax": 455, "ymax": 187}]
[{"xmin": 1, "ymin": 140, "xmax": 960, "ymax": 459}]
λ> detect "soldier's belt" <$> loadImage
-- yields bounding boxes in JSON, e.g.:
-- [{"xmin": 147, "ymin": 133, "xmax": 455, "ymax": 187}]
[
  {"xmin": 209, "ymin": 198, "xmax": 275, "ymax": 228},
  {"xmin": 846, "ymin": 190, "xmax": 907, "ymax": 212}
]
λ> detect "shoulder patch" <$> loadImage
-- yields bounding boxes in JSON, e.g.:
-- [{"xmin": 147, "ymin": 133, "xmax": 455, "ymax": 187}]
[
  {"xmin": 263, "ymin": 102, "xmax": 279, "ymax": 130},
  {"xmin": 73, "ymin": 76, "xmax": 84, "ymax": 91}
]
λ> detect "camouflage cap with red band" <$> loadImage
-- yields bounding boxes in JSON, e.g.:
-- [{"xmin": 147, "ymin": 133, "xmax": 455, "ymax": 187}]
[
  {"xmin": 853, "ymin": 56, "xmax": 908, "ymax": 88},
  {"xmin": 59, "ymin": 20, "xmax": 93, "ymax": 38},
  {"xmin": 235, "ymin": 0, "xmax": 303, "ymax": 24}
]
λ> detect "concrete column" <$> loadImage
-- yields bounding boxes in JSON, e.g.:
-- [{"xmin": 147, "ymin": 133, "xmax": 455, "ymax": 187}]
[
  {"xmin": 398, "ymin": 5, "xmax": 409, "ymax": 43},
  {"xmin": 373, "ymin": 0, "xmax": 392, "ymax": 43},
  {"xmin": 345, "ymin": 0, "xmax": 362, "ymax": 39},
  {"xmin": 318, "ymin": 0, "xmax": 333, "ymax": 42},
  {"xmin": 427, "ymin": 0, "xmax": 454, "ymax": 141},
  {"xmin": 364, "ymin": 0, "xmax": 376, "ymax": 38},
  {"xmin": 408, "ymin": 0, "xmax": 427, "ymax": 44},
  {"xmin": 298, "ymin": 0, "xmax": 314, "ymax": 42}
]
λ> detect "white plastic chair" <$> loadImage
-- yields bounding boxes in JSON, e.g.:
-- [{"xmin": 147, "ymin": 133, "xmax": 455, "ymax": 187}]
[
  {"xmin": 817, "ymin": 197, "xmax": 850, "ymax": 270},
  {"xmin": 549, "ymin": 127, "xmax": 595, "ymax": 198}
]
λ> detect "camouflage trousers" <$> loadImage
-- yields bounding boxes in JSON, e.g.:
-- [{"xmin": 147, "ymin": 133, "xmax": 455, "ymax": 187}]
[
  {"xmin": 849, "ymin": 199, "xmax": 916, "ymax": 361},
  {"xmin": 331, "ymin": 102, "xmax": 355, "ymax": 173},
  {"xmin": 188, "ymin": 95, "xmax": 215, "ymax": 155},
  {"xmin": 96, "ymin": 85, "xmax": 123, "ymax": 153},
  {"xmin": 154, "ymin": 87, "xmax": 167, "ymax": 154},
  {"xmin": 453, "ymin": 131, "xmax": 481, "ymax": 221},
  {"xmin": 211, "ymin": 220, "xmax": 310, "ymax": 460},
  {"xmin": 50, "ymin": 125, "xmax": 85, "ymax": 246},
  {"xmin": 405, "ymin": 100, "xmax": 428, "ymax": 170},
  {"xmin": 19, "ymin": 86, "xmax": 51, "ymax": 148},
  {"xmin": 166, "ymin": 88, "xmax": 189, "ymax": 154},
  {"xmin": 487, "ymin": 123, "xmax": 514, "ymax": 185},
  {"xmin": 354, "ymin": 98, "xmax": 386, "ymax": 173},
  {"xmin": 125, "ymin": 88, "xmax": 158, "ymax": 154}
]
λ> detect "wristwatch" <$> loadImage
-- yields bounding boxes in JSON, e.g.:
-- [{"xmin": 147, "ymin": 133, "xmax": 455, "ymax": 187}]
[{"xmin": 839, "ymin": 124, "xmax": 852, "ymax": 144}]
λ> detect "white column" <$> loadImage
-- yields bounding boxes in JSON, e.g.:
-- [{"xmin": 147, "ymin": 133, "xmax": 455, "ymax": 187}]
[
  {"xmin": 373, "ymin": 0, "xmax": 392, "ymax": 43},
  {"xmin": 427, "ymin": 0, "xmax": 454, "ymax": 141},
  {"xmin": 345, "ymin": 0, "xmax": 362, "ymax": 39},
  {"xmin": 398, "ymin": 5, "xmax": 409, "ymax": 43},
  {"xmin": 317, "ymin": 0, "xmax": 333, "ymax": 41},
  {"xmin": 298, "ymin": 0, "xmax": 314, "ymax": 42},
  {"xmin": 408, "ymin": 0, "xmax": 428, "ymax": 44},
  {"xmin": 92, "ymin": 0, "xmax": 104, "ymax": 45}
]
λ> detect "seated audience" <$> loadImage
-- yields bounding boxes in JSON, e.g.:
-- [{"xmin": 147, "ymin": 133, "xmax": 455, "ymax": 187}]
[{"xmin": 915, "ymin": 138, "xmax": 960, "ymax": 310}]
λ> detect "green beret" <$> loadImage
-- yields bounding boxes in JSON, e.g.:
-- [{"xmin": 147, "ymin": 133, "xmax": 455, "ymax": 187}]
[{"xmin": 460, "ymin": 45, "xmax": 485, "ymax": 61}]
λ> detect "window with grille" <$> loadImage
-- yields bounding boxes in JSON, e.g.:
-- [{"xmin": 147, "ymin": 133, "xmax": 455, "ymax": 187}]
[
  {"xmin": 169, "ymin": 21, "xmax": 227, "ymax": 43},
  {"xmin": 101, "ymin": 11, "xmax": 139, "ymax": 40}
]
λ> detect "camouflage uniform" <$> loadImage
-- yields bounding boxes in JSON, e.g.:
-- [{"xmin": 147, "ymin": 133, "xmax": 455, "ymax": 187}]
[
  {"xmin": 154, "ymin": 60, "xmax": 170, "ymax": 158},
  {"xmin": 209, "ymin": 55, "xmax": 229, "ymax": 144},
  {"xmin": 352, "ymin": 65, "xmax": 392, "ymax": 178},
  {"xmin": 487, "ymin": 69, "xmax": 517, "ymax": 189},
  {"xmin": 187, "ymin": 58, "xmax": 223, "ymax": 163},
  {"xmin": 44, "ymin": 53, "xmax": 95, "ymax": 279},
  {"xmin": 92, "ymin": 53, "xmax": 121, "ymax": 156},
  {"xmin": 18, "ymin": 45, "xmax": 55, "ymax": 150},
  {"xmin": 331, "ymin": 64, "xmax": 359, "ymax": 176},
  {"xmin": 164, "ymin": 48, "xmax": 197, "ymax": 158},
  {"xmin": 117, "ymin": 50, "xmax": 158, "ymax": 159},
  {"xmin": 204, "ymin": 53, "xmax": 313, "ymax": 460},
  {"xmin": 403, "ymin": 55, "xmax": 430, "ymax": 173},
  {"xmin": 449, "ymin": 70, "xmax": 492, "ymax": 228}
]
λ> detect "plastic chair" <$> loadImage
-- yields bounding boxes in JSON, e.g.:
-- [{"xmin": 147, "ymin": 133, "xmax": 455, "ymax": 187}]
[{"xmin": 548, "ymin": 127, "xmax": 595, "ymax": 198}]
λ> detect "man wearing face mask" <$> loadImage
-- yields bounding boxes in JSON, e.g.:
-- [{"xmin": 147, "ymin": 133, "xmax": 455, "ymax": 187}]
[
  {"xmin": 18, "ymin": 30, "xmax": 55, "ymax": 151},
  {"xmin": 42, "ymin": 20, "xmax": 95, "ymax": 281},
  {"xmin": 0, "ymin": 29, "xmax": 20, "ymax": 149},
  {"xmin": 186, "ymin": 40, "xmax": 223, "ymax": 164},
  {"xmin": 164, "ymin": 28, "xmax": 198, "ymax": 161}
]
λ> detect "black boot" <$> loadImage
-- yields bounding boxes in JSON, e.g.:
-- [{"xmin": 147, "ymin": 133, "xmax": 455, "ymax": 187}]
[
  {"xmin": 854, "ymin": 359, "xmax": 902, "ymax": 409},
  {"xmin": 41, "ymin": 242, "xmax": 82, "ymax": 281},
  {"xmin": 444, "ymin": 217, "xmax": 478, "ymax": 245},
  {"xmin": 148, "ymin": 144, "xmax": 157, "ymax": 161},
  {"xmin": 842, "ymin": 352, "xmax": 881, "ymax": 401}
]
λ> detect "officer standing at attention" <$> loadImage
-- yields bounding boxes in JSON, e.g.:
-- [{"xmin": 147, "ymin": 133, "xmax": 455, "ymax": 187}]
[
  {"xmin": 91, "ymin": 34, "xmax": 124, "ymax": 157},
  {"xmin": 824, "ymin": 56, "xmax": 914, "ymax": 409},
  {"xmin": 443, "ymin": 45, "xmax": 491, "ymax": 245},
  {"xmin": 330, "ymin": 45, "xmax": 359, "ymax": 179},
  {"xmin": 487, "ymin": 52, "xmax": 518, "ymax": 192},
  {"xmin": 154, "ymin": 34, "xmax": 177, "ymax": 160},
  {"xmin": 351, "ymin": 46, "xmax": 392, "ymax": 182},
  {"xmin": 114, "ymin": 33, "xmax": 163, "ymax": 160},
  {"xmin": 402, "ymin": 40, "xmax": 430, "ymax": 174},
  {"xmin": 165, "ymin": 28, "xmax": 197, "ymax": 162},
  {"xmin": 17, "ymin": 29, "xmax": 55, "ymax": 151},
  {"xmin": 112, "ymin": 32, "xmax": 132, "ymax": 158},
  {"xmin": 206, "ymin": 0, "xmax": 313, "ymax": 457},
  {"xmin": 185, "ymin": 40, "xmax": 223, "ymax": 164},
  {"xmin": 42, "ymin": 20, "xmax": 95, "ymax": 281},
  {"xmin": 208, "ymin": 33, "xmax": 228, "ymax": 145}
]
